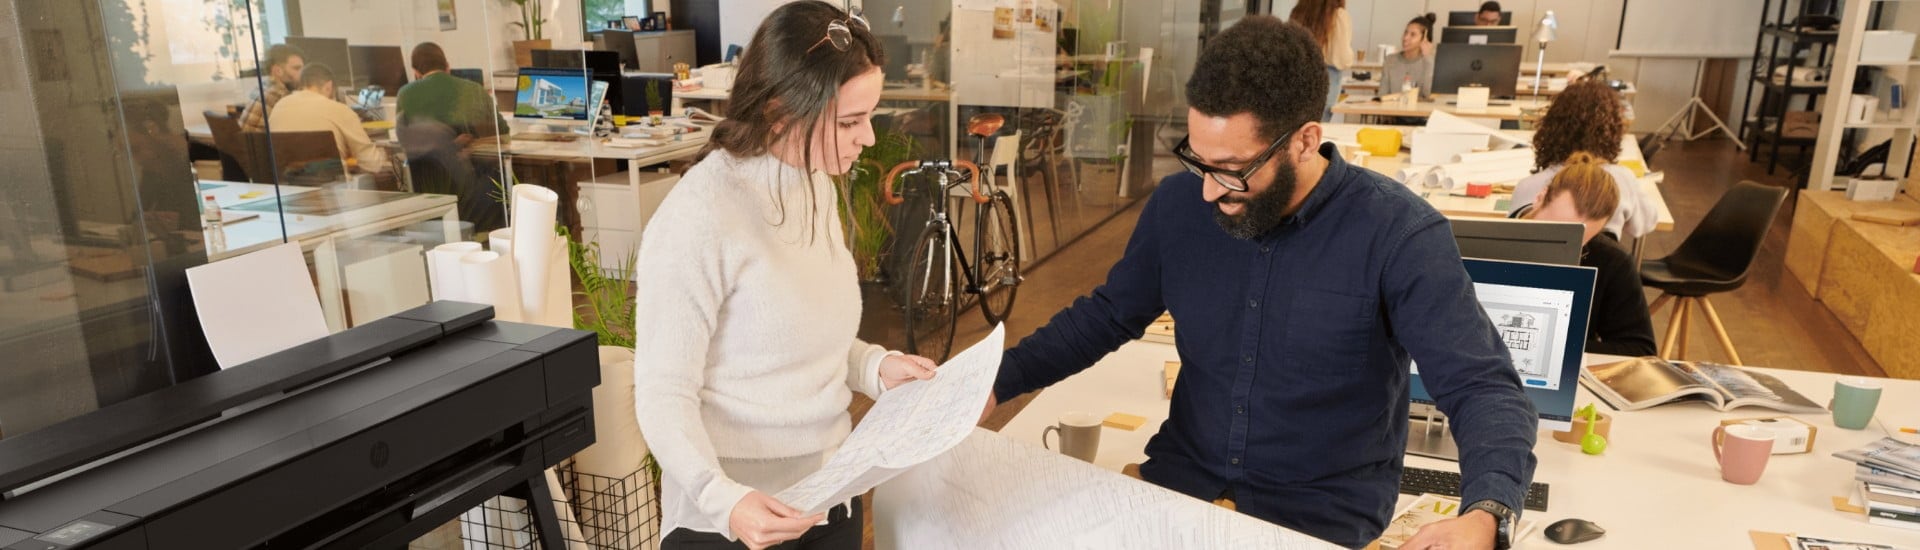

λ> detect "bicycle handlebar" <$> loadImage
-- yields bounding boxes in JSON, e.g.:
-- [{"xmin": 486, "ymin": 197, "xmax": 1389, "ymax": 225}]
[{"xmin": 881, "ymin": 160, "xmax": 988, "ymax": 206}]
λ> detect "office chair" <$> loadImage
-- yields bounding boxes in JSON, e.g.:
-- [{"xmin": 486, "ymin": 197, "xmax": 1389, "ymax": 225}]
[
  {"xmin": 1640, "ymin": 181, "xmax": 1787, "ymax": 364},
  {"xmin": 242, "ymin": 130, "xmax": 346, "ymax": 185},
  {"xmin": 203, "ymin": 110, "xmax": 251, "ymax": 181}
]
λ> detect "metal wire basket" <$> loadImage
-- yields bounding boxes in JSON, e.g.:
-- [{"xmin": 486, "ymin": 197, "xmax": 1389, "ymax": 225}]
[{"xmin": 457, "ymin": 459, "xmax": 663, "ymax": 550}]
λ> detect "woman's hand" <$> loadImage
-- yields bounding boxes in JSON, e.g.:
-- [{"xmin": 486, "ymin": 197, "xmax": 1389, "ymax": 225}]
[
  {"xmin": 879, "ymin": 354, "xmax": 940, "ymax": 390},
  {"xmin": 729, "ymin": 491, "xmax": 824, "ymax": 550}
]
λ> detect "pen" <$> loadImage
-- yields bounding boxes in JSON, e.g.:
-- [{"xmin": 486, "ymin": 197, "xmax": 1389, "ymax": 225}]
[{"xmin": 1901, "ymin": 427, "xmax": 1918, "ymax": 434}]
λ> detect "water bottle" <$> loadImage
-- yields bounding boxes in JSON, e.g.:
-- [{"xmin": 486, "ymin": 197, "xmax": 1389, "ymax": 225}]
[
  {"xmin": 202, "ymin": 194, "xmax": 225, "ymax": 252},
  {"xmin": 1401, "ymin": 75, "xmax": 1418, "ymax": 108}
]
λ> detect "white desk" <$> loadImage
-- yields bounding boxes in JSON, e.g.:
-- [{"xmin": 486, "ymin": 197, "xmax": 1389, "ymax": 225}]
[
  {"xmin": 198, "ymin": 181, "xmax": 459, "ymax": 331},
  {"xmin": 1318, "ymin": 124, "xmax": 1675, "ymax": 233},
  {"xmin": 473, "ymin": 120, "xmax": 713, "ymax": 189},
  {"xmin": 1002, "ymin": 340, "xmax": 1920, "ymax": 549}
]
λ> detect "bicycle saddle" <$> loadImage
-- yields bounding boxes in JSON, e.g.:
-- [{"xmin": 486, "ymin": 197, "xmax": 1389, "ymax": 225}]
[{"xmin": 967, "ymin": 113, "xmax": 1006, "ymax": 138}]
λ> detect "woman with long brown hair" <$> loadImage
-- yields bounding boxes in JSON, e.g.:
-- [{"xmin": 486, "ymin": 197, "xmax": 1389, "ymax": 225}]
[
  {"xmin": 632, "ymin": 2, "xmax": 941, "ymax": 549},
  {"xmin": 1290, "ymin": 0, "xmax": 1353, "ymax": 121},
  {"xmin": 1509, "ymin": 79, "xmax": 1661, "ymax": 239}
]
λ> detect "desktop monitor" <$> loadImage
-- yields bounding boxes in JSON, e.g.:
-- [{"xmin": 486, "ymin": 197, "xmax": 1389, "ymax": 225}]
[
  {"xmin": 450, "ymin": 68, "xmax": 485, "ymax": 85},
  {"xmin": 348, "ymin": 45, "xmax": 408, "ymax": 92},
  {"xmin": 592, "ymin": 30, "xmax": 641, "ymax": 70},
  {"xmin": 1432, "ymin": 43, "xmax": 1522, "ymax": 98},
  {"xmin": 1440, "ymin": 26, "xmax": 1519, "ymax": 44},
  {"xmin": 1406, "ymin": 258, "xmax": 1596, "ymax": 460},
  {"xmin": 515, "ymin": 68, "xmax": 595, "ymax": 121},
  {"xmin": 285, "ymin": 36, "xmax": 352, "ymax": 88},
  {"xmin": 879, "ymin": 34, "xmax": 912, "ymax": 82},
  {"xmin": 1448, "ymin": 11, "xmax": 1513, "ymax": 25},
  {"xmin": 530, "ymin": 49, "xmax": 622, "ymax": 76},
  {"xmin": 1450, "ymin": 218, "xmax": 1584, "ymax": 266},
  {"xmin": 619, "ymin": 73, "xmax": 675, "ymax": 116}
]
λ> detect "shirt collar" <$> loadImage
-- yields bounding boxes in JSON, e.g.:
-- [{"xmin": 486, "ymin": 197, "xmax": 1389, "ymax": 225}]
[{"xmin": 1280, "ymin": 142, "xmax": 1349, "ymax": 228}]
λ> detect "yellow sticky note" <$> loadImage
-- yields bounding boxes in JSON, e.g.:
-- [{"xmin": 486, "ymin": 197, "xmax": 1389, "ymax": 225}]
[{"xmin": 1104, "ymin": 412, "xmax": 1147, "ymax": 431}]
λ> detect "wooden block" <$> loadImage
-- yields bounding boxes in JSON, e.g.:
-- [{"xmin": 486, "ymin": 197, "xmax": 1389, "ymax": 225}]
[
  {"xmin": 1851, "ymin": 209, "xmax": 1920, "ymax": 226},
  {"xmin": 1785, "ymin": 193, "xmax": 1840, "ymax": 296},
  {"xmin": 1163, "ymin": 361, "xmax": 1181, "ymax": 399},
  {"xmin": 1103, "ymin": 412, "xmax": 1147, "ymax": 431}
]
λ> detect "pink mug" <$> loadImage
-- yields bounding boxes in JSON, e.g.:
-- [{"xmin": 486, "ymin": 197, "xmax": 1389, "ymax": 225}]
[{"xmin": 1711, "ymin": 424, "xmax": 1774, "ymax": 485}]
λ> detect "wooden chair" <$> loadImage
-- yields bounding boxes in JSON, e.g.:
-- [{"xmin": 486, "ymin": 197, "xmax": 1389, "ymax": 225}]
[
  {"xmin": 203, "ymin": 110, "xmax": 251, "ymax": 181},
  {"xmin": 241, "ymin": 130, "xmax": 345, "ymax": 185}
]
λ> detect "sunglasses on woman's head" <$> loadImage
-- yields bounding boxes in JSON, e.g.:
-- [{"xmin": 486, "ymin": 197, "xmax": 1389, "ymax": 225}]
[{"xmin": 808, "ymin": 12, "xmax": 871, "ymax": 54}]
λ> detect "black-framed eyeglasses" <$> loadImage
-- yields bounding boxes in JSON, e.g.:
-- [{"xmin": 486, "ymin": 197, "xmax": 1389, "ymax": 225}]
[
  {"xmin": 807, "ymin": 12, "xmax": 871, "ymax": 54},
  {"xmin": 1173, "ymin": 126, "xmax": 1299, "ymax": 192}
]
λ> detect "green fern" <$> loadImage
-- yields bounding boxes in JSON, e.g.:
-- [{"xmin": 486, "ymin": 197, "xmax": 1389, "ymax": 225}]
[{"xmin": 560, "ymin": 225, "xmax": 637, "ymax": 347}]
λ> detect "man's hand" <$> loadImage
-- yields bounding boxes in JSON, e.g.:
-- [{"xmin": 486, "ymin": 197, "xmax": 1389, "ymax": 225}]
[
  {"xmin": 879, "ymin": 354, "xmax": 939, "ymax": 390},
  {"xmin": 728, "ymin": 491, "xmax": 824, "ymax": 550},
  {"xmin": 1398, "ymin": 509, "xmax": 1497, "ymax": 550}
]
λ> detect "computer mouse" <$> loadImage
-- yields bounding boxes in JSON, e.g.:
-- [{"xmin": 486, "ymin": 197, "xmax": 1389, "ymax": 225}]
[{"xmin": 1545, "ymin": 518, "xmax": 1606, "ymax": 545}]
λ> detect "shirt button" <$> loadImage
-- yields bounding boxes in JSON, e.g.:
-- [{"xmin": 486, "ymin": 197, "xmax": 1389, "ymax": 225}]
[
  {"xmin": 1242, "ymin": 354, "xmax": 1253, "ymax": 364},
  {"xmin": 1236, "ymin": 405, "xmax": 1246, "ymax": 415},
  {"xmin": 1248, "ymin": 299, "xmax": 1259, "ymax": 309},
  {"xmin": 1231, "ymin": 457, "xmax": 1242, "ymax": 465},
  {"xmin": 1260, "ymin": 246, "xmax": 1271, "ymax": 254}
]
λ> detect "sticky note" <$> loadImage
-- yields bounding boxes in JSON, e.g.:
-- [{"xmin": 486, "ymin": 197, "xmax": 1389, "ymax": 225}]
[{"xmin": 1104, "ymin": 412, "xmax": 1148, "ymax": 431}]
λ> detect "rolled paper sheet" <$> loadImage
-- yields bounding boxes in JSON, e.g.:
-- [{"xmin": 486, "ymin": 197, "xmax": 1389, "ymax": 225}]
[
  {"xmin": 510, "ymin": 185, "xmax": 560, "ymax": 324},
  {"xmin": 426, "ymin": 241, "xmax": 482, "ymax": 302},
  {"xmin": 489, "ymin": 227, "xmax": 515, "ymax": 258},
  {"xmin": 1395, "ymin": 165, "xmax": 1436, "ymax": 185},
  {"xmin": 542, "ymin": 244, "xmax": 571, "ymax": 328},
  {"xmin": 459, "ymin": 251, "xmax": 522, "ymax": 323}
]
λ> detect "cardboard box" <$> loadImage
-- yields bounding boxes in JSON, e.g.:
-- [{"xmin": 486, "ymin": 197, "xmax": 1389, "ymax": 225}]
[
  {"xmin": 1861, "ymin": 30, "xmax": 1918, "ymax": 63},
  {"xmin": 1719, "ymin": 416, "xmax": 1818, "ymax": 455},
  {"xmin": 1848, "ymin": 177, "xmax": 1901, "ymax": 201},
  {"xmin": 1782, "ymin": 111, "xmax": 1821, "ymax": 138}
]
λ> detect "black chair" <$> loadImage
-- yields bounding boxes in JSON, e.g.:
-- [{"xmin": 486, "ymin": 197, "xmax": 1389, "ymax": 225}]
[{"xmin": 1640, "ymin": 181, "xmax": 1787, "ymax": 364}]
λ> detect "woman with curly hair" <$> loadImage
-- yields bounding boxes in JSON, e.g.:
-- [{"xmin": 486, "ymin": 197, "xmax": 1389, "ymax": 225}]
[{"xmin": 1508, "ymin": 79, "xmax": 1661, "ymax": 239}]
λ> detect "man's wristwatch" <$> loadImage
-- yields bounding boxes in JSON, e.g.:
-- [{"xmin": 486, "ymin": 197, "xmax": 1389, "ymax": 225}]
[{"xmin": 1462, "ymin": 499, "xmax": 1517, "ymax": 550}]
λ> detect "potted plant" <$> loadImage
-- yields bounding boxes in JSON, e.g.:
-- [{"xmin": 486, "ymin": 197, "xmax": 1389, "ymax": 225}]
[
  {"xmin": 503, "ymin": 0, "xmax": 550, "ymax": 69},
  {"xmin": 645, "ymin": 79, "xmax": 665, "ymax": 124},
  {"xmin": 837, "ymin": 128, "xmax": 921, "ymax": 282},
  {"xmin": 559, "ymin": 228, "xmax": 665, "ymax": 541}
]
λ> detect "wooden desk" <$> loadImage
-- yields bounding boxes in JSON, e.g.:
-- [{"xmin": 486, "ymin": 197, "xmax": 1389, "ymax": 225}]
[
  {"xmin": 1353, "ymin": 60, "xmax": 1589, "ymax": 77},
  {"xmin": 1783, "ymin": 191, "xmax": 1920, "ymax": 378},
  {"xmin": 1002, "ymin": 340, "xmax": 1920, "ymax": 549},
  {"xmin": 1343, "ymin": 80, "xmax": 1638, "ymax": 99},
  {"xmin": 1318, "ymin": 124, "xmax": 1674, "ymax": 232},
  {"xmin": 1332, "ymin": 98, "xmax": 1548, "ymax": 121},
  {"xmin": 198, "ymin": 181, "xmax": 459, "ymax": 331}
]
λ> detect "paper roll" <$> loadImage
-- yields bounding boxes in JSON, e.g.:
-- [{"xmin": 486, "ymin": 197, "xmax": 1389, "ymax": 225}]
[
  {"xmin": 510, "ymin": 185, "xmax": 561, "ymax": 325},
  {"xmin": 543, "ymin": 244, "xmax": 572, "ymax": 328},
  {"xmin": 489, "ymin": 227, "xmax": 515, "ymax": 258},
  {"xmin": 426, "ymin": 242, "xmax": 482, "ymax": 302},
  {"xmin": 460, "ymin": 251, "xmax": 522, "ymax": 322}
]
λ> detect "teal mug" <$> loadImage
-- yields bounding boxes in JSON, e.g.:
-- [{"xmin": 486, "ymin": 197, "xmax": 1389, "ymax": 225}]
[{"xmin": 1831, "ymin": 376, "xmax": 1883, "ymax": 430}]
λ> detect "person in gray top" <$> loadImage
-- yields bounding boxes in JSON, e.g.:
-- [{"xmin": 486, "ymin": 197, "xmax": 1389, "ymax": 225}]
[{"xmin": 1381, "ymin": 13, "xmax": 1437, "ymax": 100}]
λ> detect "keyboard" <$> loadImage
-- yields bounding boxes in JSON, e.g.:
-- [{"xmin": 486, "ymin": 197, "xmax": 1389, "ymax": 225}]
[{"xmin": 1398, "ymin": 466, "xmax": 1550, "ymax": 512}]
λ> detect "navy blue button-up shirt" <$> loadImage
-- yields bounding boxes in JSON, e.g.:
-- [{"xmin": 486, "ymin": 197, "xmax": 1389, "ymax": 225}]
[{"xmin": 993, "ymin": 143, "xmax": 1538, "ymax": 548}]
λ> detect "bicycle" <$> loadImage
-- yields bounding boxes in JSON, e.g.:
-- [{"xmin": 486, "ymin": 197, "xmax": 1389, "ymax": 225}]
[{"xmin": 882, "ymin": 115, "xmax": 1023, "ymax": 361}]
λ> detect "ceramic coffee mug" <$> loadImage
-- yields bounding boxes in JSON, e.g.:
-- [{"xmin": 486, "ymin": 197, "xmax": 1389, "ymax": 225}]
[
  {"xmin": 1042, "ymin": 411, "xmax": 1103, "ymax": 463},
  {"xmin": 1831, "ymin": 376, "xmax": 1884, "ymax": 430},
  {"xmin": 1711, "ymin": 423, "xmax": 1775, "ymax": 485}
]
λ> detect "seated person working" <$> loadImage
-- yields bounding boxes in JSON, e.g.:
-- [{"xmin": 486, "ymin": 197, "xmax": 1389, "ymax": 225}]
[
  {"xmin": 396, "ymin": 41, "xmax": 510, "ymax": 233},
  {"xmin": 1514, "ymin": 153, "xmax": 1657, "ymax": 357},
  {"xmin": 397, "ymin": 42, "xmax": 508, "ymax": 147},
  {"xmin": 267, "ymin": 63, "xmax": 390, "ymax": 175},
  {"xmin": 239, "ymin": 44, "xmax": 305, "ymax": 132},
  {"xmin": 1510, "ymin": 80, "xmax": 1661, "ymax": 240},
  {"xmin": 988, "ymin": 16, "xmax": 1538, "ymax": 550},
  {"xmin": 1381, "ymin": 13, "xmax": 1437, "ymax": 99},
  {"xmin": 1474, "ymin": 1, "xmax": 1504, "ymax": 26}
]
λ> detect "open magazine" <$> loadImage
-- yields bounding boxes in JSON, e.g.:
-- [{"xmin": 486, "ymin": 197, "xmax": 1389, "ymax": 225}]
[
  {"xmin": 1579, "ymin": 357, "xmax": 1823, "ymax": 413},
  {"xmin": 1378, "ymin": 494, "xmax": 1536, "ymax": 549}
]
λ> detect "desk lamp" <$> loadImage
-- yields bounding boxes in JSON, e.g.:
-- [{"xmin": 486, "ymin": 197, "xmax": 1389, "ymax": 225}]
[{"xmin": 1532, "ymin": 11, "xmax": 1558, "ymax": 99}]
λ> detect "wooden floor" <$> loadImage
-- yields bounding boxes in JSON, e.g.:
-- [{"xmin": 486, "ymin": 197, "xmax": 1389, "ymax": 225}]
[{"xmin": 851, "ymin": 137, "xmax": 1890, "ymax": 548}]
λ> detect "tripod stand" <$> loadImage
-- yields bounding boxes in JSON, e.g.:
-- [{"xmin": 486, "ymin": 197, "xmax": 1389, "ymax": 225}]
[{"xmin": 1654, "ymin": 60, "xmax": 1747, "ymax": 150}]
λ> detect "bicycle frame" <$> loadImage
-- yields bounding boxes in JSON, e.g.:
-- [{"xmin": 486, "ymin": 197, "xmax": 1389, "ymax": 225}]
[{"xmin": 884, "ymin": 160, "xmax": 993, "ymax": 306}]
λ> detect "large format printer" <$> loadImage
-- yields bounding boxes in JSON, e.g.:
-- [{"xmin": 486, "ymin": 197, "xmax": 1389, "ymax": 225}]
[{"xmin": 0, "ymin": 301, "xmax": 598, "ymax": 549}]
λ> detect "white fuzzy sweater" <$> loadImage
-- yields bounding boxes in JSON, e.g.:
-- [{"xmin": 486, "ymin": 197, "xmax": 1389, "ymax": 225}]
[{"xmin": 632, "ymin": 150, "xmax": 892, "ymax": 541}]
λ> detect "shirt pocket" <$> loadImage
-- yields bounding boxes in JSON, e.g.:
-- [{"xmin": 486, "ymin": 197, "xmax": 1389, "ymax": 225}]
[{"xmin": 1285, "ymin": 288, "xmax": 1379, "ymax": 377}]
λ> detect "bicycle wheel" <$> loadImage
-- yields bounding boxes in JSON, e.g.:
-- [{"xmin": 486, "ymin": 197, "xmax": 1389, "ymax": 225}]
[
  {"xmin": 974, "ymin": 191, "xmax": 1021, "ymax": 325},
  {"xmin": 901, "ymin": 223, "xmax": 959, "ymax": 362}
]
